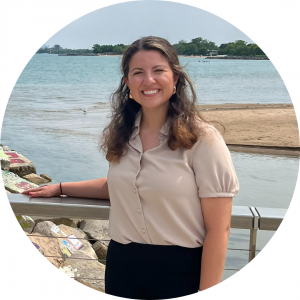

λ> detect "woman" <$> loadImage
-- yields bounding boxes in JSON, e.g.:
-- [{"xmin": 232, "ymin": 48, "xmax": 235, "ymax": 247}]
[{"xmin": 23, "ymin": 36, "xmax": 239, "ymax": 299}]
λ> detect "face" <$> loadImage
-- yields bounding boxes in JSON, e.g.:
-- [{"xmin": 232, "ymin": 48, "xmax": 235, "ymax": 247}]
[{"xmin": 124, "ymin": 50, "xmax": 178, "ymax": 111}]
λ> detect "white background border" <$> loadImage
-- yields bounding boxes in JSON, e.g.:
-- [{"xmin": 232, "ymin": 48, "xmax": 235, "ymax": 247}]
[{"xmin": 1, "ymin": 0, "xmax": 299, "ymax": 299}]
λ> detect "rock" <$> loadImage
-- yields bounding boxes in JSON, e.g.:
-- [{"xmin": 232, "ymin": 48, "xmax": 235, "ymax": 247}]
[
  {"xmin": 16, "ymin": 215, "xmax": 35, "ymax": 233},
  {"xmin": 23, "ymin": 173, "xmax": 49, "ymax": 185},
  {"xmin": 4, "ymin": 150, "xmax": 36, "ymax": 177},
  {"xmin": 80, "ymin": 220, "xmax": 110, "ymax": 246},
  {"xmin": 40, "ymin": 173, "xmax": 52, "ymax": 182},
  {"xmin": 32, "ymin": 220, "xmax": 54, "ymax": 236},
  {"xmin": 2, "ymin": 146, "xmax": 10, "ymax": 151},
  {"xmin": 33, "ymin": 222, "xmax": 98, "ymax": 260},
  {"xmin": 57, "ymin": 224, "xmax": 98, "ymax": 260},
  {"xmin": 31, "ymin": 216, "xmax": 81, "ymax": 228},
  {"xmin": 26, "ymin": 232, "xmax": 64, "ymax": 268},
  {"xmin": 30, "ymin": 221, "xmax": 104, "ymax": 288},
  {"xmin": 92, "ymin": 241, "xmax": 108, "ymax": 265},
  {"xmin": 59, "ymin": 252, "xmax": 105, "ymax": 292},
  {"xmin": 0, "ymin": 147, "xmax": 10, "ymax": 171},
  {"xmin": 31, "ymin": 241, "xmax": 45, "ymax": 255},
  {"xmin": 2, "ymin": 170, "xmax": 39, "ymax": 193},
  {"xmin": 205, "ymin": 55, "xmax": 268, "ymax": 60}
]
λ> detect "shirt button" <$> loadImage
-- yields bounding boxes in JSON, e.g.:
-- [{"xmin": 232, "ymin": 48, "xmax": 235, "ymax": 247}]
[
  {"xmin": 137, "ymin": 208, "xmax": 141, "ymax": 213},
  {"xmin": 142, "ymin": 229, "xmax": 146, "ymax": 233}
]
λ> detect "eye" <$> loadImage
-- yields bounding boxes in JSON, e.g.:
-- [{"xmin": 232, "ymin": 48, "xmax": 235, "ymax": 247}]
[
  {"xmin": 133, "ymin": 72, "xmax": 142, "ymax": 75},
  {"xmin": 154, "ymin": 69, "xmax": 164, "ymax": 72}
]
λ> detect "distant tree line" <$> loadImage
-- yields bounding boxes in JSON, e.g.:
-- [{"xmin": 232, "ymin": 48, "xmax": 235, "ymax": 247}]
[
  {"xmin": 172, "ymin": 37, "xmax": 218, "ymax": 55},
  {"xmin": 36, "ymin": 38, "xmax": 266, "ymax": 57},
  {"xmin": 37, "ymin": 44, "xmax": 93, "ymax": 54},
  {"xmin": 172, "ymin": 38, "xmax": 265, "ymax": 56},
  {"xmin": 218, "ymin": 40, "xmax": 265, "ymax": 56},
  {"xmin": 92, "ymin": 43, "xmax": 127, "ymax": 54}
]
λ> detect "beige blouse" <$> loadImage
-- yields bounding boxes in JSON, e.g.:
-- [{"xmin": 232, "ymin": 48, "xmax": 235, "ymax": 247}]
[{"xmin": 107, "ymin": 111, "xmax": 239, "ymax": 248}]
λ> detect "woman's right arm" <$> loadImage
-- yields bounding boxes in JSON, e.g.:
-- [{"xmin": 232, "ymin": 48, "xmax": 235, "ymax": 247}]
[{"xmin": 21, "ymin": 177, "xmax": 109, "ymax": 199}]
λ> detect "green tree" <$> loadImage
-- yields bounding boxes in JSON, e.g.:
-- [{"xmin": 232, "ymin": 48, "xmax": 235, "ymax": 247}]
[
  {"xmin": 92, "ymin": 44, "xmax": 101, "ymax": 54},
  {"xmin": 219, "ymin": 43, "xmax": 228, "ymax": 49},
  {"xmin": 172, "ymin": 43, "xmax": 185, "ymax": 55},
  {"xmin": 254, "ymin": 45, "xmax": 265, "ymax": 55},
  {"xmin": 191, "ymin": 37, "xmax": 203, "ymax": 45},
  {"xmin": 100, "ymin": 45, "xmax": 114, "ymax": 53},
  {"xmin": 247, "ymin": 43, "xmax": 265, "ymax": 56},
  {"xmin": 207, "ymin": 41, "xmax": 218, "ymax": 50},
  {"xmin": 113, "ymin": 45, "xmax": 123, "ymax": 53},
  {"xmin": 248, "ymin": 44, "xmax": 258, "ymax": 56},
  {"xmin": 228, "ymin": 48, "xmax": 235, "ymax": 55},
  {"xmin": 201, "ymin": 39, "xmax": 209, "ymax": 44},
  {"xmin": 218, "ymin": 48, "xmax": 225, "ymax": 55},
  {"xmin": 225, "ymin": 43, "xmax": 235, "ymax": 55},
  {"xmin": 235, "ymin": 40, "xmax": 247, "ymax": 46},
  {"xmin": 198, "ymin": 45, "xmax": 208, "ymax": 56},
  {"xmin": 235, "ymin": 45, "xmax": 249, "ymax": 56},
  {"xmin": 184, "ymin": 43, "xmax": 197, "ymax": 55}
]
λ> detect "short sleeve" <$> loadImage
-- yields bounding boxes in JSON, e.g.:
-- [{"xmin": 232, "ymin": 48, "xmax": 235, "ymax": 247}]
[{"xmin": 192, "ymin": 124, "xmax": 239, "ymax": 198}]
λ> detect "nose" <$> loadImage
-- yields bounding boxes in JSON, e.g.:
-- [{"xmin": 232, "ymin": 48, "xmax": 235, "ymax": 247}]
[{"xmin": 143, "ymin": 72, "xmax": 156, "ymax": 85}]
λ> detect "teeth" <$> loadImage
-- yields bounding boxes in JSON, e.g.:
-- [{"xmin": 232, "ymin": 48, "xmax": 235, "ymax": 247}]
[{"xmin": 143, "ymin": 90, "xmax": 158, "ymax": 95}]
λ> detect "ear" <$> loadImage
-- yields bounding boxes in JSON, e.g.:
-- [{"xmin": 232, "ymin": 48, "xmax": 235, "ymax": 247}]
[
  {"xmin": 123, "ymin": 77, "xmax": 130, "ymax": 89},
  {"xmin": 173, "ymin": 74, "xmax": 179, "ymax": 86}
]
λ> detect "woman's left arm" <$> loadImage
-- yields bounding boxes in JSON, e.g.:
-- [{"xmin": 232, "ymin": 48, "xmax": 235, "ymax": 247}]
[{"xmin": 199, "ymin": 197, "xmax": 233, "ymax": 291}]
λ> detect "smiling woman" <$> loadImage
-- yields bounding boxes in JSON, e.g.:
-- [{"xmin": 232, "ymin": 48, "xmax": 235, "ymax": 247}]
[
  {"xmin": 124, "ymin": 50, "xmax": 178, "ymax": 152},
  {"xmin": 23, "ymin": 36, "xmax": 239, "ymax": 299},
  {"xmin": 124, "ymin": 50, "xmax": 178, "ymax": 111},
  {"xmin": 100, "ymin": 36, "xmax": 208, "ymax": 162},
  {"xmin": 100, "ymin": 36, "xmax": 239, "ymax": 298}
]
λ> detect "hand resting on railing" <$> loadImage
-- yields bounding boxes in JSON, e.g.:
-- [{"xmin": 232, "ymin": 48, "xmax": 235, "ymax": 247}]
[
  {"xmin": 21, "ymin": 184, "xmax": 61, "ymax": 198},
  {"xmin": 21, "ymin": 177, "xmax": 110, "ymax": 200}
]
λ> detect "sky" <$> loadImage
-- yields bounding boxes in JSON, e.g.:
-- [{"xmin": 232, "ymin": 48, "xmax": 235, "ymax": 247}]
[{"xmin": 44, "ymin": 1, "xmax": 254, "ymax": 49}]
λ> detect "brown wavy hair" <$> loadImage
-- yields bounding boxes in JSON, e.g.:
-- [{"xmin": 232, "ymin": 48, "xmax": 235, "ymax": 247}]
[{"xmin": 100, "ymin": 36, "xmax": 210, "ymax": 163}]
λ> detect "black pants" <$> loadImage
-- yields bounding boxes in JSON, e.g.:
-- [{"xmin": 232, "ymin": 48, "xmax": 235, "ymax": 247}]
[{"xmin": 105, "ymin": 239, "xmax": 202, "ymax": 299}]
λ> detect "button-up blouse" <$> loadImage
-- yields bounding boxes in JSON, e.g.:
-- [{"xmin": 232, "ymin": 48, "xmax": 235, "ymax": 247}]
[{"xmin": 107, "ymin": 111, "xmax": 239, "ymax": 248}]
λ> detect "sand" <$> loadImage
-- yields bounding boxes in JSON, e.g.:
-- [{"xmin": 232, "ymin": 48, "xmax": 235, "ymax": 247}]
[{"xmin": 199, "ymin": 103, "xmax": 300, "ymax": 156}]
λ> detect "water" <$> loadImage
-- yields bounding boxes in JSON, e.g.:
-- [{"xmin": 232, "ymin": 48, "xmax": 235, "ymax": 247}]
[
  {"xmin": 224, "ymin": 151, "xmax": 298, "ymax": 279},
  {"xmin": 8, "ymin": 54, "xmax": 291, "ymax": 112},
  {"xmin": 2, "ymin": 54, "xmax": 296, "ymax": 202},
  {"xmin": 1, "ymin": 53, "xmax": 298, "ymax": 279}
]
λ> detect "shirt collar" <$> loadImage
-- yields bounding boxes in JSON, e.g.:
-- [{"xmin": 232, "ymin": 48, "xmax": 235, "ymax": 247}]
[{"xmin": 130, "ymin": 110, "xmax": 170, "ymax": 140}]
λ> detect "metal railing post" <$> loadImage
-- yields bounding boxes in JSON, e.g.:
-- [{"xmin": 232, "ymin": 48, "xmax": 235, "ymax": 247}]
[{"xmin": 249, "ymin": 206, "xmax": 259, "ymax": 262}]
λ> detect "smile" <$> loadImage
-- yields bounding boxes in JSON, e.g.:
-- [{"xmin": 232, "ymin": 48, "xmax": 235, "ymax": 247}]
[{"xmin": 142, "ymin": 89, "xmax": 159, "ymax": 95}]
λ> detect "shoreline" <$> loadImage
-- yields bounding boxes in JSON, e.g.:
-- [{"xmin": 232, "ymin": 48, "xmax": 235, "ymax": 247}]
[
  {"xmin": 198, "ymin": 103, "xmax": 299, "ymax": 156},
  {"xmin": 46, "ymin": 53, "xmax": 268, "ymax": 60}
]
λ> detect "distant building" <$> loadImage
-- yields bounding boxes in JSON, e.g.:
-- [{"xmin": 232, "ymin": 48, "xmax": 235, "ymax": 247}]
[
  {"xmin": 53, "ymin": 44, "xmax": 62, "ymax": 51},
  {"xmin": 208, "ymin": 50, "xmax": 218, "ymax": 56}
]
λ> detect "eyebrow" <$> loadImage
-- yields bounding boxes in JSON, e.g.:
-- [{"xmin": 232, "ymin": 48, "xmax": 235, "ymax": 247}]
[{"xmin": 130, "ymin": 65, "xmax": 168, "ymax": 73}]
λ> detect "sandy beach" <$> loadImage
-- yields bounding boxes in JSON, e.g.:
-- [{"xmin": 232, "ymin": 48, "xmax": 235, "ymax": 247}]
[{"xmin": 199, "ymin": 103, "xmax": 300, "ymax": 156}]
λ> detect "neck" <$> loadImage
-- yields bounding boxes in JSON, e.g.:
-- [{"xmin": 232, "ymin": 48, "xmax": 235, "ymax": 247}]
[{"xmin": 140, "ymin": 105, "xmax": 168, "ymax": 132}]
